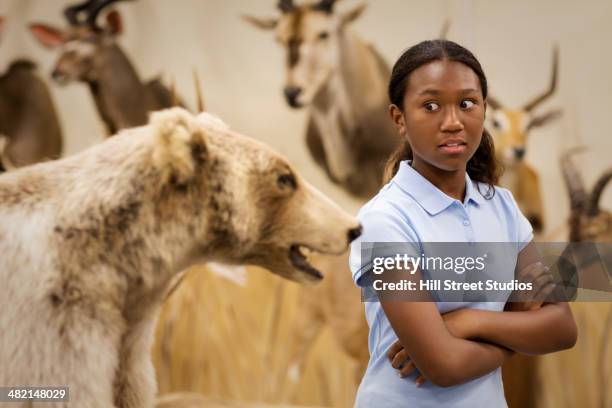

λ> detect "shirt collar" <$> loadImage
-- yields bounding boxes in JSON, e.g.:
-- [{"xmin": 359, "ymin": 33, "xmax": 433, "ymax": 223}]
[{"xmin": 392, "ymin": 160, "xmax": 483, "ymax": 215}]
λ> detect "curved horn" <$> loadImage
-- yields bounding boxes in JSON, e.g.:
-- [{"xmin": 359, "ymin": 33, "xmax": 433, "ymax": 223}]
[
  {"xmin": 523, "ymin": 46, "xmax": 559, "ymax": 112},
  {"xmin": 277, "ymin": 0, "xmax": 295, "ymax": 13},
  {"xmin": 561, "ymin": 147, "xmax": 588, "ymax": 241},
  {"xmin": 587, "ymin": 168, "xmax": 612, "ymax": 216},
  {"xmin": 312, "ymin": 0, "xmax": 340, "ymax": 13},
  {"xmin": 86, "ymin": 0, "xmax": 132, "ymax": 28},
  {"xmin": 64, "ymin": 0, "xmax": 98, "ymax": 25},
  {"xmin": 561, "ymin": 147, "xmax": 588, "ymax": 212},
  {"xmin": 193, "ymin": 68, "xmax": 205, "ymax": 112}
]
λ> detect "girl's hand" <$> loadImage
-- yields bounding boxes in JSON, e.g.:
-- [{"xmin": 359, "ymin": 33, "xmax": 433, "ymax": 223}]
[
  {"xmin": 510, "ymin": 261, "xmax": 557, "ymax": 311},
  {"xmin": 387, "ymin": 340, "xmax": 425, "ymax": 386},
  {"xmin": 387, "ymin": 308, "xmax": 473, "ymax": 385}
]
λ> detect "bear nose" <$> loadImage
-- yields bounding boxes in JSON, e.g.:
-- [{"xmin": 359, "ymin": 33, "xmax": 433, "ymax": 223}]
[
  {"xmin": 284, "ymin": 86, "xmax": 302, "ymax": 108},
  {"xmin": 514, "ymin": 147, "xmax": 526, "ymax": 160},
  {"xmin": 347, "ymin": 225, "xmax": 363, "ymax": 243}
]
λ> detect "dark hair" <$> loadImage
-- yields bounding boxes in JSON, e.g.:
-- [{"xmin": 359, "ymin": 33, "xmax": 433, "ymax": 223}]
[{"xmin": 383, "ymin": 39, "xmax": 501, "ymax": 198}]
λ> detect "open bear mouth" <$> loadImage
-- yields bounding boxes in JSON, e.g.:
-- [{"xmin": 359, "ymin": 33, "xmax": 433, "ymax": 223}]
[{"xmin": 289, "ymin": 244, "xmax": 323, "ymax": 279}]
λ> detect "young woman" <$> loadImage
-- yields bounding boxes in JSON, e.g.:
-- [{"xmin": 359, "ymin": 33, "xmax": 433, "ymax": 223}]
[{"xmin": 348, "ymin": 40, "xmax": 577, "ymax": 407}]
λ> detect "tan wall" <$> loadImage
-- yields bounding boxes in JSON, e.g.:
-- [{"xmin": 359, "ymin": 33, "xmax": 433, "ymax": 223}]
[{"xmin": 1, "ymin": 0, "xmax": 610, "ymax": 225}]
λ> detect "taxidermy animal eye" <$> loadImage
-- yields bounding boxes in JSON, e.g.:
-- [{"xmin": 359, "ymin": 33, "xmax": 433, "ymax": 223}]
[{"xmin": 277, "ymin": 173, "xmax": 297, "ymax": 190}]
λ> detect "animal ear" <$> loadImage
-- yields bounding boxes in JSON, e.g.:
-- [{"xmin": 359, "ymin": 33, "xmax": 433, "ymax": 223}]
[
  {"xmin": 29, "ymin": 23, "xmax": 64, "ymax": 48},
  {"xmin": 241, "ymin": 15, "xmax": 278, "ymax": 30},
  {"xmin": 340, "ymin": 2, "xmax": 367, "ymax": 26},
  {"xmin": 150, "ymin": 107, "xmax": 208, "ymax": 186},
  {"xmin": 527, "ymin": 108, "xmax": 562, "ymax": 130},
  {"xmin": 106, "ymin": 10, "xmax": 123, "ymax": 35}
]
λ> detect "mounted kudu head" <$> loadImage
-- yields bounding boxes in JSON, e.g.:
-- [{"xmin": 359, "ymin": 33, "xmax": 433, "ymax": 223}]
[
  {"xmin": 486, "ymin": 47, "xmax": 562, "ymax": 164},
  {"xmin": 561, "ymin": 148, "xmax": 612, "ymax": 242},
  {"xmin": 243, "ymin": 0, "xmax": 367, "ymax": 108},
  {"xmin": 29, "ymin": 0, "xmax": 131, "ymax": 85}
]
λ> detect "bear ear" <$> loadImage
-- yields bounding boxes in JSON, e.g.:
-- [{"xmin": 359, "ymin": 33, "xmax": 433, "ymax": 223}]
[{"xmin": 150, "ymin": 107, "xmax": 208, "ymax": 186}]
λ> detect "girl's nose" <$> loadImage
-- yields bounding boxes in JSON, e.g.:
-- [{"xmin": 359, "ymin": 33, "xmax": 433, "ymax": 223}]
[{"xmin": 441, "ymin": 107, "xmax": 464, "ymax": 132}]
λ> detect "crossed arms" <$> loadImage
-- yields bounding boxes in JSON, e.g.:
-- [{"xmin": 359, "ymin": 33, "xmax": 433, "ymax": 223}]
[{"xmin": 381, "ymin": 241, "xmax": 578, "ymax": 388}]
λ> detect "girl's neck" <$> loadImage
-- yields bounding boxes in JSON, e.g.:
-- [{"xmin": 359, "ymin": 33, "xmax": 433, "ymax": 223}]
[{"xmin": 411, "ymin": 158, "xmax": 467, "ymax": 202}]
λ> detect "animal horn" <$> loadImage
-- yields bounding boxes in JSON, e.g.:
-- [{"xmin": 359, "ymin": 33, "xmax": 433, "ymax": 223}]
[
  {"xmin": 277, "ymin": 0, "xmax": 295, "ymax": 13},
  {"xmin": 561, "ymin": 147, "xmax": 588, "ymax": 241},
  {"xmin": 63, "ymin": 0, "xmax": 98, "ymax": 25},
  {"xmin": 193, "ymin": 68, "xmax": 205, "ymax": 112},
  {"xmin": 86, "ymin": 0, "xmax": 133, "ymax": 28},
  {"xmin": 312, "ymin": 0, "xmax": 340, "ymax": 13},
  {"xmin": 170, "ymin": 76, "xmax": 178, "ymax": 107},
  {"xmin": 439, "ymin": 19, "xmax": 451, "ymax": 39},
  {"xmin": 523, "ymin": 46, "xmax": 559, "ymax": 112},
  {"xmin": 0, "ymin": 135, "xmax": 15, "ymax": 172},
  {"xmin": 587, "ymin": 168, "xmax": 612, "ymax": 217},
  {"xmin": 561, "ymin": 147, "xmax": 588, "ymax": 212}
]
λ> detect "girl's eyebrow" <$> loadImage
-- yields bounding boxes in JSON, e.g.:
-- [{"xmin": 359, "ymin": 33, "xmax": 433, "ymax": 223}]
[{"xmin": 417, "ymin": 88, "xmax": 480, "ymax": 96}]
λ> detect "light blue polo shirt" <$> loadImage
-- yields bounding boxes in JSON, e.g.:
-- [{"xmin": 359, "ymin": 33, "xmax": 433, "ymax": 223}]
[{"xmin": 349, "ymin": 160, "xmax": 533, "ymax": 408}]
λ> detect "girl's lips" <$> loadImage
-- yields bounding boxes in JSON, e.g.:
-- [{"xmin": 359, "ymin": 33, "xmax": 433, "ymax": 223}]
[{"xmin": 438, "ymin": 143, "xmax": 467, "ymax": 154}]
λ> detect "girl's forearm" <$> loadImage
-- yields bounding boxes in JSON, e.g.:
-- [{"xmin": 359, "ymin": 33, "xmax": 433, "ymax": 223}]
[
  {"xmin": 465, "ymin": 303, "xmax": 577, "ymax": 354},
  {"xmin": 434, "ymin": 339, "xmax": 513, "ymax": 387}
]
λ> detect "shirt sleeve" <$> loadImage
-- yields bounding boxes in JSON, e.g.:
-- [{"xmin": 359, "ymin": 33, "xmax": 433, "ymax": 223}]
[
  {"xmin": 349, "ymin": 208, "xmax": 420, "ymax": 288},
  {"xmin": 502, "ymin": 188, "xmax": 534, "ymax": 252}
]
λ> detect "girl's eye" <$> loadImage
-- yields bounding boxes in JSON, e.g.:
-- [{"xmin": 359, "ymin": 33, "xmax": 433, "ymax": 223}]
[
  {"xmin": 460, "ymin": 100, "xmax": 475, "ymax": 109},
  {"xmin": 424, "ymin": 102, "xmax": 440, "ymax": 112}
]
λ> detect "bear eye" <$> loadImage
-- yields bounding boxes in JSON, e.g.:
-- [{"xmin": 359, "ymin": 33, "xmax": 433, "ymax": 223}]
[{"xmin": 277, "ymin": 173, "xmax": 297, "ymax": 190}]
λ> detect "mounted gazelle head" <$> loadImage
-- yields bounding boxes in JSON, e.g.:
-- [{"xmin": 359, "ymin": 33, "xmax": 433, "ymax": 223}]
[
  {"xmin": 243, "ymin": 0, "xmax": 367, "ymax": 108},
  {"xmin": 561, "ymin": 148, "xmax": 612, "ymax": 242},
  {"xmin": 29, "ymin": 0, "xmax": 130, "ymax": 84},
  {"xmin": 486, "ymin": 47, "xmax": 562, "ymax": 164}
]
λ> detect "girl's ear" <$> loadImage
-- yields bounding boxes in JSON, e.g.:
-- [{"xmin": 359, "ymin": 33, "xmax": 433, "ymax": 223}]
[{"xmin": 389, "ymin": 104, "xmax": 407, "ymax": 135}]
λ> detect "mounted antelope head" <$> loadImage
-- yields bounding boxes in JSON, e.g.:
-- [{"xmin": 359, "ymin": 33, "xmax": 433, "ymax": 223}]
[
  {"xmin": 243, "ymin": 0, "xmax": 396, "ymax": 199},
  {"xmin": 561, "ymin": 149, "xmax": 612, "ymax": 242},
  {"xmin": 243, "ymin": 0, "xmax": 367, "ymax": 108},
  {"xmin": 29, "ymin": 0, "xmax": 129, "ymax": 85},
  {"xmin": 487, "ymin": 47, "xmax": 562, "ymax": 164},
  {"xmin": 29, "ymin": 0, "xmax": 178, "ymax": 134}
]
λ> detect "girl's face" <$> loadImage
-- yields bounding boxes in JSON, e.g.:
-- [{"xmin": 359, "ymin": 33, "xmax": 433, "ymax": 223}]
[{"xmin": 390, "ymin": 59, "xmax": 486, "ymax": 173}]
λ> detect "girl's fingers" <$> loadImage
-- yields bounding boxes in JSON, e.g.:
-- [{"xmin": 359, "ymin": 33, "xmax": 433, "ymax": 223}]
[
  {"xmin": 415, "ymin": 375, "xmax": 425, "ymax": 387},
  {"xmin": 532, "ymin": 271, "xmax": 554, "ymax": 285},
  {"xmin": 535, "ymin": 281, "xmax": 556, "ymax": 302},
  {"xmin": 387, "ymin": 340, "xmax": 403, "ymax": 362},
  {"xmin": 399, "ymin": 360, "xmax": 415, "ymax": 377},
  {"xmin": 391, "ymin": 349, "xmax": 410, "ymax": 369}
]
